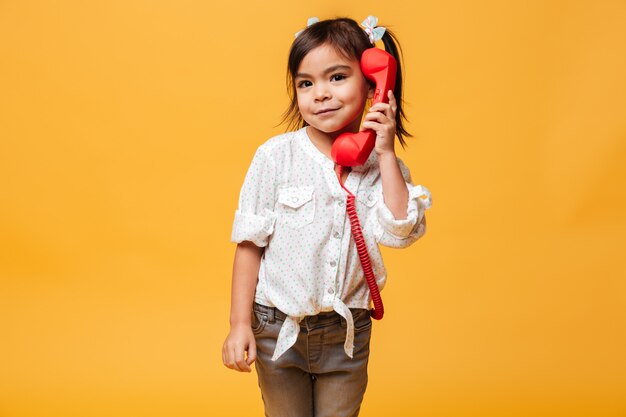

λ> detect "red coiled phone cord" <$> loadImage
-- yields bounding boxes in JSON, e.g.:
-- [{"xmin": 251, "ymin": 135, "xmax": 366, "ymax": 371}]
[{"xmin": 335, "ymin": 164, "xmax": 384, "ymax": 320}]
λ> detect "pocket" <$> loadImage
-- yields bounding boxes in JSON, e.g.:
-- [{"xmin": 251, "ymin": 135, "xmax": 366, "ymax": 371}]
[
  {"xmin": 353, "ymin": 309, "xmax": 372, "ymax": 332},
  {"xmin": 357, "ymin": 190, "xmax": 378, "ymax": 208},
  {"xmin": 276, "ymin": 186, "xmax": 315, "ymax": 229},
  {"xmin": 251, "ymin": 310, "xmax": 268, "ymax": 335}
]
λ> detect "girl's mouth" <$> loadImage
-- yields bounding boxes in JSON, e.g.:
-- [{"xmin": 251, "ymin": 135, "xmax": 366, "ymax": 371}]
[{"xmin": 316, "ymin": 108, "xmax": 338, "ymax": 115}]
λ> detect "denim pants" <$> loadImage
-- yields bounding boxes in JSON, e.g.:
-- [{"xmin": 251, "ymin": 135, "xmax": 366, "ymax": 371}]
[{"xmin": 251, "ymin": 302, "xmax": 372, "ymax": 417}]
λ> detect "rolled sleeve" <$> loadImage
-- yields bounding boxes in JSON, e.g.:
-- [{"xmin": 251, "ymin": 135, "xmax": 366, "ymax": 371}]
[
  {"xmin": 230, "ymin": 146, "xmax": 278, "ymax": 247},
  {"xmin": 374, "ymin": 158, "xmax": 432, "ymax": 248},
  {"xmin": 376, "ymin": 184, "xmax": 432, "ymax": 239},
  {"xmin": 231, "ymin": 208, "xmax": 277, "ymax": 247}
]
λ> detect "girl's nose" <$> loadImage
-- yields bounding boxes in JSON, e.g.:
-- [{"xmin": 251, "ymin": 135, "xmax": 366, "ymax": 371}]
[{"xmin": 313, "ymin": 83, "xmax": 331, "ymax": 101}]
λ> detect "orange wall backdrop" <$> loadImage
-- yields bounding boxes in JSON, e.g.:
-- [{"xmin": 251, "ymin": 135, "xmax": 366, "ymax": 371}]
[{"xmin": 1, "ymin": 1, "xmax": 625, "ymax": 416}]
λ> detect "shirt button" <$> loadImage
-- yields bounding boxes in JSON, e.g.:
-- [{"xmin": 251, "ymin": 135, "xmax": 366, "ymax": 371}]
[
  {"xmin": 330, "ymin": 260, "xmax": 337, "ymax": 267},
  {"xmin": 368, "ymin": 194, "xmax": 374, "ymax": 201},
  {"xmin": 337, "ymin": 200, "xmax": 344, "ymax": 207},
  {"xmin": 291, "ymin": 196, "xmax": 298, "ymax": 203},
  {"xmin": 328, "ymin": 287, "xmax": 334, "ymax": 294},
  {"xmin": 333, "ymin": 232, "xmax": 340, "ymax": 239}
]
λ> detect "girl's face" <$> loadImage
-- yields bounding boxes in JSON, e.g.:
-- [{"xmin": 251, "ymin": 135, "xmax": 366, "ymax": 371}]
[{"xmin": 295, "ymin": 43, "xmax": 374, "ymax": 137}]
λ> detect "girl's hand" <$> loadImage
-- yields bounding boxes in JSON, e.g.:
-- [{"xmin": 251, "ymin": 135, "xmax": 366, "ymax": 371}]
[
  {"xmin": 360, "ymin": 89, "xmax": 398, "ymax": 156},
  {"xmin": 222, "ymin": 324, "xmax": 257, "ymax": 372}
]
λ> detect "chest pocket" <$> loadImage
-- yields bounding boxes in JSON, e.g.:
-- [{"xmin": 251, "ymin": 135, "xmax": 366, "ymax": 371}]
[
  {"xmin": 276, "ymin": 186, "xmax": 316, "ymax": 229},
  {"xmin": 357, "ymin": 190, "xmax": 378, "ymax": 208}
]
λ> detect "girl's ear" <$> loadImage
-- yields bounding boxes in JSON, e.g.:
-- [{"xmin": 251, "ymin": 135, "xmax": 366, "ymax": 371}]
[{"xmin": 367, "ymin": 81, "xmax": 375, "ymax": 99}]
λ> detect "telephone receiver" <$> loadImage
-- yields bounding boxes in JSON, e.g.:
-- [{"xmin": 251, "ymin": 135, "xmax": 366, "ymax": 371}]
[{"xmin": 331, "ymin": 48, "xmax": 397, "ymax": 167}]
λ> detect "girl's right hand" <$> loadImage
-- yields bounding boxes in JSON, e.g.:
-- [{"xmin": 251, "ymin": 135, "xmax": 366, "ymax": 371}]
[{"xmin": 222, "ymin": 324, "xmax": 257, "ymax": 372}]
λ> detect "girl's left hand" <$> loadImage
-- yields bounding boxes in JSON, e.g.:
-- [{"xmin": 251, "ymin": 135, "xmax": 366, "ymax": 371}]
[{"xmin": 360, "ymin": 90, "xmax": 397, "ymax": 156}]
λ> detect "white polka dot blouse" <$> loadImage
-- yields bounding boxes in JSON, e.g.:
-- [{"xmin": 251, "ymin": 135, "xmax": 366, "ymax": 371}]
[{"xmin": 231, "ymin": 127, "xmax": 432, "ymax": 361}]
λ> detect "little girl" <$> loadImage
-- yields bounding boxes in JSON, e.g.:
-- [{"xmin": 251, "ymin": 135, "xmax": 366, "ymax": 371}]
[{"xmin": 222, "ymin": 16, "xmax": 432, "ymax": 417}]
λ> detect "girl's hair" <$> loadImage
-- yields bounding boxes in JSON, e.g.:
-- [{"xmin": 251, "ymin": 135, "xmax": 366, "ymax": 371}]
[{"xmin": 280, "ymin": 17, "xmax": 412, "ymax": 148}]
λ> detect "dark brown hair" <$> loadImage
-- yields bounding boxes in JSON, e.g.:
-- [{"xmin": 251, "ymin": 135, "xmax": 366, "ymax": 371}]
[{"xmin": 279, "ymin": 17, "xmax": 412, "ymax": 147}]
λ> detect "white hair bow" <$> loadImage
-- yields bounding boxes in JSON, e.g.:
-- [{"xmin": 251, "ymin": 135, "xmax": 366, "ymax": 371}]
[{"xmin": 361, "ymin": 15, "xmax": 386, "ymax": 44}]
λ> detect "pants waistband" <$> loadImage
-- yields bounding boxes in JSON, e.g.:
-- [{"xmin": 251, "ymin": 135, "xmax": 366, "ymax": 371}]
[
  {"xmin": 253, "ymin": 302, "xmax": 369, "ymax": 325},
  {"xmin": 253, "ymin": 302, "xmax": 287, "ymax": 323}
]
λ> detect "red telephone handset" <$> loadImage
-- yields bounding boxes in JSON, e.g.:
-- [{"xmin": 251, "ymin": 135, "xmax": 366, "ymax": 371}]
[
  {"xmin": 331, "ymin": 48, "xmax": 397, "ymax": 166},
  {"xmin": 331, "ymin": 47, "xmax": 398, "ymax": 321}
]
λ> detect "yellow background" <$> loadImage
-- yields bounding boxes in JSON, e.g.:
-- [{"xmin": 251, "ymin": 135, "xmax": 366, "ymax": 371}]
[{"xmin": 1, "ymin": 0, "xmax": 625, "ymax": 416}]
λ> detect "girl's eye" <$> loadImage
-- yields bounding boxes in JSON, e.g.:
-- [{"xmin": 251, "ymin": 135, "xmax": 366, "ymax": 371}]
[{"xmin": 297, "ymin": 74, "xmax": 346, "ymax": 88}]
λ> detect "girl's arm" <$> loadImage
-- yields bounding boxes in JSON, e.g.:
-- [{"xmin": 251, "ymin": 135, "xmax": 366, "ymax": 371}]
[
  {"xmin": 378, "ymin": 151, "xmax": 409, "ymax": 220},
  {"xmin": 363, "ymin": 90, "xmax": 409, "ymax": 220},
  {"xmin": 230, "ymin": 241, "xmax": 263, "ymax": 326},
  {"xmin": 222, "ymin": 241, "xmax": 263, "ymax": 372},
  {"xmin": 364, "ymin": 89, "xmax": 431, "ymax": 249}
]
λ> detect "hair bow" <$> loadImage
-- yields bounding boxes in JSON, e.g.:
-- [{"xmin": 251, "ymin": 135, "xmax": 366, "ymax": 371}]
[
  {"xmin": 294, "ymin": 16, "xmax": 320, "ymax": 38},
  {"xmin": 361, "ymin": 15, "xmax": 386, "ymax": 44}
]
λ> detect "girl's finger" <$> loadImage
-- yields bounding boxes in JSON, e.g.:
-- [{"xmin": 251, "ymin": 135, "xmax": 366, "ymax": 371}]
[
  {"xmin": 247, "ymin": 342, "xmax": 257, "ymax": 365},
  {"xmin": 366, "ymin": 109, "xmax": 395, "ymax": 126},
  {"xmin": 225, "ymin": 348, "xmax": 233, "ymax": 369},
  {"xmin": 363, "ymin": 111, "xmax": 389, "ymax": 124},
  {"xmin": 360, "ymin": 121, "xmax": 379, "ymax": 131},
  {"xmin": 384, "ymin": 104, "xmax": 394, "ymax": 120},
  {"xmin": 361, "ymin": 119, "xmax": 392, "ymax": 130},
  {"xmin": 230, "ymin": 347, "xmax": 242, "ymax": 371},
  {"xmin": 235, "ymin": 346, "xmax": 250, "ymax": 372},
  {"xmin": 223, "ymin": 344, "xmax": 232, "ymax": 368},
  {"xmin": 369, "ymin": 103, "xmax": 389, "ymax": 113},
  {"xmin": 388, "ymin": 90, "xmax": 398, "ymax": 114}
]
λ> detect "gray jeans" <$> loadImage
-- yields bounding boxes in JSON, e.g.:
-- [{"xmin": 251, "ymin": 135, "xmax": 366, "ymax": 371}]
[{"xmin": 251, "ymin": 302, "xmax": 372, "ymax": 417}]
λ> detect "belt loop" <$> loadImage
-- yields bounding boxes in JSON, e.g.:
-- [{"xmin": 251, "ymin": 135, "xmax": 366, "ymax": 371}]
[{"xmin": 268, "ymin": 307, "xmax": 275, "ymax": 323}]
